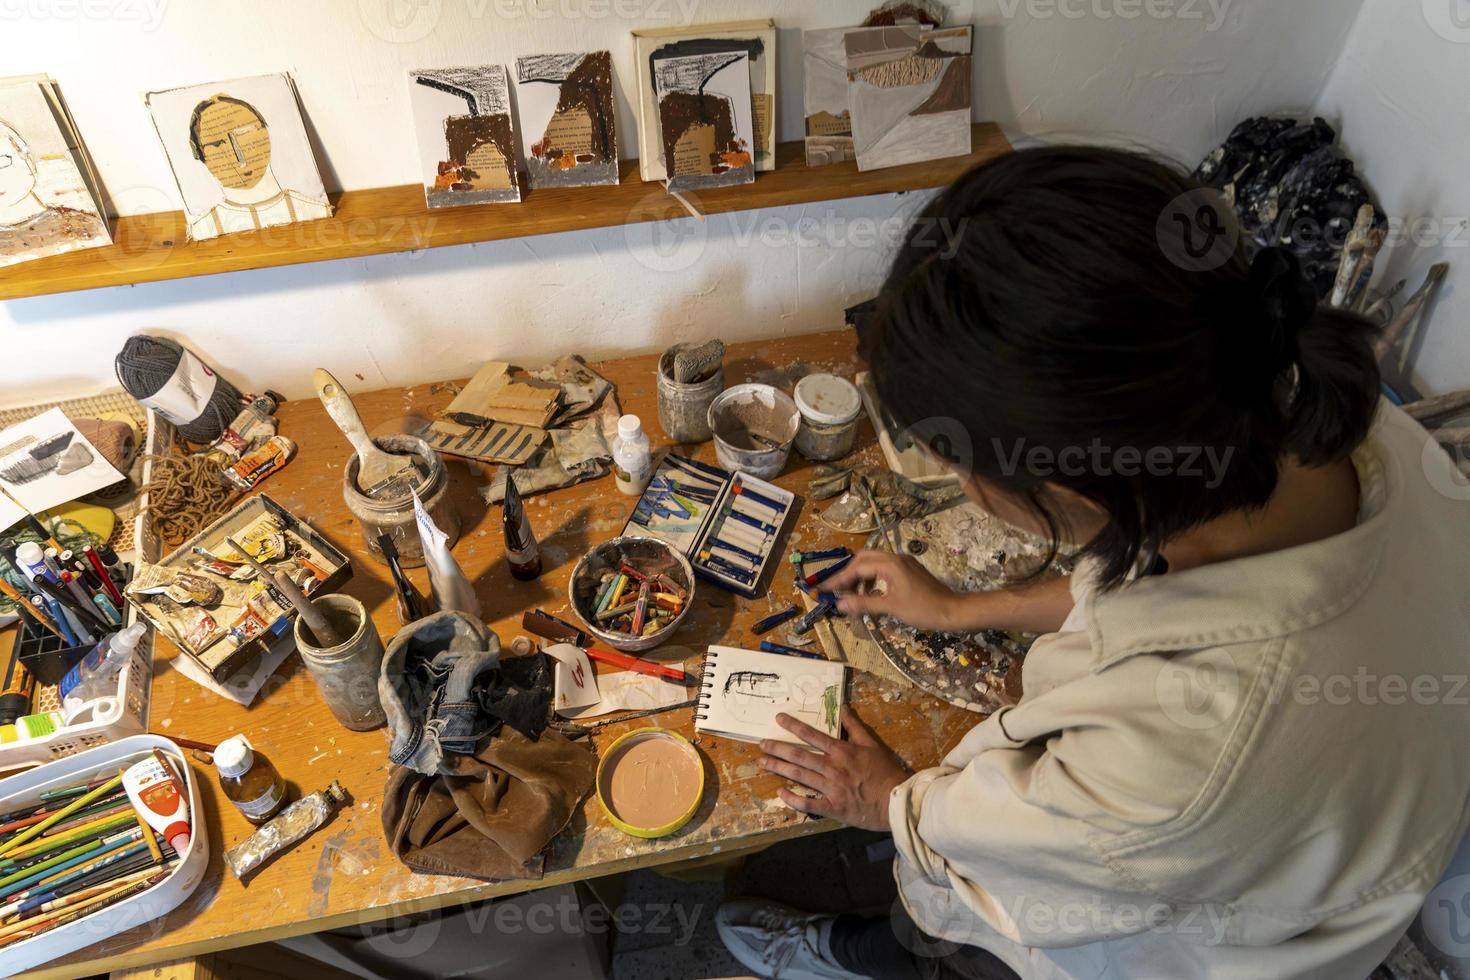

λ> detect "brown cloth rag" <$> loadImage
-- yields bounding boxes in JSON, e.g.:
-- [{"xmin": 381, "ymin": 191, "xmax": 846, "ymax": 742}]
[{"xmin": 382, "ymin": 726, "xmax": 595, "ymax": 881}]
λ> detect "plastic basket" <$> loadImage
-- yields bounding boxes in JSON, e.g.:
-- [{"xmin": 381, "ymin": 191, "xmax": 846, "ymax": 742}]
[
  {"xmin": 0, "ymin": 735, "xmax": 208, "ymax": 977},
  {"xmin": 0, "ymin": 407, "xmax": 168, "ymax": 772}
]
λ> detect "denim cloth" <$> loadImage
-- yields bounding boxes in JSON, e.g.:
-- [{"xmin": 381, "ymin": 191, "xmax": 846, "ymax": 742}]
[{"xmin": 379, "ymin": 612, "xmax": 503, "ymax": 775}]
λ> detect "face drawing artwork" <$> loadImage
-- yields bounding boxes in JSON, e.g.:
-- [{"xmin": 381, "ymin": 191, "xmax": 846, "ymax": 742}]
[
  {"xmin": 189, "ymin": 96, "xmax": 271, "ymax": 192},
  {"xmin": 0, "ymin": 120, "xmax": 42, "ymax": 223}
]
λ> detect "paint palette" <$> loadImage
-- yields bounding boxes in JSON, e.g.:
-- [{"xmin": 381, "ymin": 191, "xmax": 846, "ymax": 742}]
[{"xmin": 622, "ymin": 454, "xmax": 797, "ymax": 598}]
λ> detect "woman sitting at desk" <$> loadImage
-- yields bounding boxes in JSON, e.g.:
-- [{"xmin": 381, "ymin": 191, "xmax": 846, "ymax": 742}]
[{"xmin": 717, "ymin": 146, "xmax": 1470, "ymax": 980}]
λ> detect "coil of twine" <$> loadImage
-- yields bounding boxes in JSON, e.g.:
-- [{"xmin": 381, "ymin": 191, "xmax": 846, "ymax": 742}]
[{"xmin": 115, "ymin": 334, "xmax": 243, "ymax": 444}]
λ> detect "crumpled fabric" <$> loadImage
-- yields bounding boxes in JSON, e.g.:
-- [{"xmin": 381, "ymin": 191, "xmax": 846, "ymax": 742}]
[
  {"xmin": 378, "ymin": 611, "xmax": 553, "ymax": 776},
  {"xmin": 382, "ymin": 726, "xmax": 595, "ymax": 882}
]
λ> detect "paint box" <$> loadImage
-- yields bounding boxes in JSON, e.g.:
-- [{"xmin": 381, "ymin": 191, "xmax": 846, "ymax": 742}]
[{"xmin": 621, "ymin": 453, "xmax": 797, "ymax": 599}]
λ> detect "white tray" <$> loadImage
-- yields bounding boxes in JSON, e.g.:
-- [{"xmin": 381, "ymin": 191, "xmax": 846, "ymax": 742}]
[{"xmin": 0, "ymin": 735, "xmax": 208, "ymax": 977}]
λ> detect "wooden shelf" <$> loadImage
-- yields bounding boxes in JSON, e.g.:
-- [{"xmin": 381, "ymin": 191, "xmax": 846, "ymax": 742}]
[{"xmin": 1, "ymin": 123, "xmax": 1009, "ymax": 301}]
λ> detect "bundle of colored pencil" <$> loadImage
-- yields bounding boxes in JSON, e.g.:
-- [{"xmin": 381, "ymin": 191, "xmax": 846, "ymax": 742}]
[{"xmin": 0, "ymin": 770, "xmax": 177, "ymax": 947}]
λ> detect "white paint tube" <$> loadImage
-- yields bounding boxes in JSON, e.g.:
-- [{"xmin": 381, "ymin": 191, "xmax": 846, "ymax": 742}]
[{"xmin": 413, "ymin": 489, "xmax": 480, "ymax": 618}]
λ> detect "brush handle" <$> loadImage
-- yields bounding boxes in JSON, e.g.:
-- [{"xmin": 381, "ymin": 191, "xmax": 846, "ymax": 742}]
[
  {"xmin": 224, "ymin": 537, "xmax": 341, "ymax": 647},
  {"xmin": 312, "ymin": 369, "xmax": 378, "ymax": 462}
]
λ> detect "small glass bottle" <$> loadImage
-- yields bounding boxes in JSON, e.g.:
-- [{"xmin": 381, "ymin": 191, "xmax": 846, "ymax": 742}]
[
  {"xmin": 214, "ymin": 734, "xmax": 288, "ymax": 824},
  {"xmin": 502, "ymin": 476, "xmax": 542, "ymax": 581}
]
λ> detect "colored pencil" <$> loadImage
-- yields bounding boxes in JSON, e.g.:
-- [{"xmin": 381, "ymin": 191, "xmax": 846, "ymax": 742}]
[{"xmin": 0, "ymin": 774, "xmax": 122, "ymax": 858}]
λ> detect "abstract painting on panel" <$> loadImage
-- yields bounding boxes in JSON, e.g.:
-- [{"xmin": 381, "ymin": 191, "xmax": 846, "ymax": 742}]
[
  {"xmin": 845, "ymin": 24, "xmax": 972, "ymax": 172},
  {"xmin": 514, "ymin": 51, "xmax": 618, "ymax": 189},
  {"xmin": 651, "ymin": 50, "xmax": 754, "ymax": 193},
  {"xmin": 0, "ymin": 76, "xmax": 110, "ymax": 268},
  {"xmin": 409, "ymin": 64, "xmax": 520, "ymax": 207},
  {"xmin": 802, "ymin": 27, "xmax": 856, "ymax": 167},
  {"xmin": 145, "ymin": 73, "xmax": 332, "ymax": 241},
  {"xmin": 632, "ymin": 20, "xmax": 775, "ymax": 183}
]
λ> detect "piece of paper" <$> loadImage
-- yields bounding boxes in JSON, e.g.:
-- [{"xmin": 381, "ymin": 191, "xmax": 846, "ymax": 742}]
[
  {"xmin": 163, "ymin": 628, "xmax": 296, "ymax": 707},
  {"xmin": 144, "ymin": 73, "xmax": 333, "ymax": 242},
  {"xmin": 557, "ymin": 668, "xmax": 690, "ymax": 719},
  {"xmin": 0, "ymin": 407, "xmax": 127, "ymax": 532},
  {"xmin": 514, "ymin": 51, "xmax": 619, "ymax": 189},
  {"xmin": 408, "ymin": 64, "xmax": 521, "ymax": 207},
  {"xmin": 414, "ymin": 489, "xmax": 479, "ymax": 617},
  {"xmin": 543, "ymin": 642, "xmax": 600, "ymax": 715}
]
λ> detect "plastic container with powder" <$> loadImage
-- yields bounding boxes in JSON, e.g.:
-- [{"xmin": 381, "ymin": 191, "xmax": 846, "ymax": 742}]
[
  {"xmin": 596, "ymin": 728, "xmax": 705, "ymax": 838},
  {"xmin": 793, "ymin": 373, "xmax": 862, "ymax": 461}
]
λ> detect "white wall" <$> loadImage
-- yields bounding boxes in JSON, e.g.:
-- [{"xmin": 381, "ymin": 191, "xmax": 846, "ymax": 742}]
[
  {"xmin": 1315, "ymin": 1, "xmax": 1469, "ymax": 398},
  {"xmin": 0, "ymin": 0, "xmax": 1364, "ymax": 404}
]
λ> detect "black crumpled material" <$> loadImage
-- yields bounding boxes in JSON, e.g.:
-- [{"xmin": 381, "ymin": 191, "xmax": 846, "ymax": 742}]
[
  {"xmin": 477, "ymin": 651, "xmax": 552, "ymax": 742},
  {"xmin": 1195, "ymin": 116, "xmax": 1380, "ymax": 299}
]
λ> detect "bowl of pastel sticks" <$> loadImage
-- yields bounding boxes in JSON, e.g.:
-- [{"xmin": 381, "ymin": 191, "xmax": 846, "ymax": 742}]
[{"xmin": 570, "ymin": 536, "xmax": 695, "ymax": 652}]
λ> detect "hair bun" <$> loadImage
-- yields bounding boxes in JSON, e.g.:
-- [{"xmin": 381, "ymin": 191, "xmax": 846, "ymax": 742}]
[{"xmin": 1248, "ymin": 247, "xmax": 1316, "ymax": 372}]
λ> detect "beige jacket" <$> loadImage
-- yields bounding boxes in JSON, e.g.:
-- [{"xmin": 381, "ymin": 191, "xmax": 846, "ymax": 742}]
[{"xmin": 890, "ymin": 403, "xmax": 1470, "ymax": 979}]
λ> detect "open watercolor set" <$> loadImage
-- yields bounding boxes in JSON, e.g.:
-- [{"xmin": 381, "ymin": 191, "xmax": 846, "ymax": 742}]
[{"xmin": 621, "ymin": 454, "xmax": 796, "ymax": 598}]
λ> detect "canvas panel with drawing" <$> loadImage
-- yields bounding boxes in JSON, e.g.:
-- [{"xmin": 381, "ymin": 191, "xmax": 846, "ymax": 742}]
[
  {"xmin": 145, "ymin": 72, "xmax": 332, "ymax": 242},
  {"xmin": 409, "ymin": 65, "xmax": 521, "ymax": 207},
  {"xmin": 696, "ymin": 645, "xmax": 845, "ymax": 745},
  {"xmin": 514, "ymin": 51, "xmax": 618, "ymax": 189},
  {"xmin": 651, "ymin": 50, "xmax": 755, "ymax": 192},
  {"xmin": 0, "ymin": 75, "xmax": 110, "ymax": 268},
  {"xmin": 845, "ymin": 24, "xmax": 972, "ymax": 172},
  {"xmin": 632, "ymin": 20, "xmax": 776, "ymax": 183}
]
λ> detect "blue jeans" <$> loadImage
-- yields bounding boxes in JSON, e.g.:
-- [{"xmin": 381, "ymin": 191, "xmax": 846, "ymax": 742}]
[{"xmin": 828, "ymin": 910, "xmax": 1020, "ymax": 980}]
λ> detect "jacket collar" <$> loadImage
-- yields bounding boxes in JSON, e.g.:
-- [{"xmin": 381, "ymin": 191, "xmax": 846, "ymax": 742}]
[{"xmin": 1082, "ymin": 439, "xmax": 1395, "ymax": 672}]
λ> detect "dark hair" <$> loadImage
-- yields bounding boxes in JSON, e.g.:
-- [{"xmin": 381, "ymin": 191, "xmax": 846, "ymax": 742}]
[
  {"xmin": 865, "ymin": 145, "xmax": 1380, "ymax": 590},
  {"xmin": 188, "ymin": 96, "xmax": 264, "ymax": 162}
]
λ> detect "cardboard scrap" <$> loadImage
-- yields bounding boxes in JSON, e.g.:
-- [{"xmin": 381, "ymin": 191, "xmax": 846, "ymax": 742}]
[
  {"xmin": 801, "ymin": 591, "xmax": 913, "ymax": 691},
  {"xmin": 439, "ymin": 360, "xmax": 562, "ymax": 429},
  {"xmin": 423, "ymin": 418, "xmax": 545, "ymax": 465}
]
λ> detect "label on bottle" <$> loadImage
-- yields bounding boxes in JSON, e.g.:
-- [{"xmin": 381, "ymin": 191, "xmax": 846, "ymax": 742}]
[{"xmin": 233, "ymin": 783, "xmax": 283, "ymax": 820}]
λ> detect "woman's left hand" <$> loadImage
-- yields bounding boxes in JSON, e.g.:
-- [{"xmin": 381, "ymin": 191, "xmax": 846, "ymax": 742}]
[{"xmin": 759, "ymin": 711, "xmax": 911, "ymax": 831}]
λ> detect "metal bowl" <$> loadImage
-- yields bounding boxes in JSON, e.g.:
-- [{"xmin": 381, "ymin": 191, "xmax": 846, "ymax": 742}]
[{"xmin": 569, "ymin": 535, "xmax": 696, "ymax": 652}]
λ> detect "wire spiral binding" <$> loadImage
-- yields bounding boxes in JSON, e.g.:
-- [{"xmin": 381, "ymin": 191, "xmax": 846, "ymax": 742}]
[{"xmin": 694, "ymin": 652, "xmax": 717, "ymax": 722}]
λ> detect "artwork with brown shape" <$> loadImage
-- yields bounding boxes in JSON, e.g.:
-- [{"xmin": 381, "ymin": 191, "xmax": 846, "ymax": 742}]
[
  {"xmin": 844, "ymin": 24, "xmax": 973, "ymax": 173},
  {"xmin": 409, "ymin": 64, "xmax": 521, "ymax": 207},
  {"xmin": 515, "ymin": 51, "xmax": 619, "ymax": 189},
  {"xmin": 651, "ymin": 50, "xmax": 754, "ymax": 192}
]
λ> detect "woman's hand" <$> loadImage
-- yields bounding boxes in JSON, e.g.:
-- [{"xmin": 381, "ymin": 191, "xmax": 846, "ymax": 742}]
[
  {"xmin": 759, "ymin": 711, "xmax": 910, "ymax": 831},
  {"xmin": 823, "ymin": 550, "xmax": 964, "ymax": 630}
]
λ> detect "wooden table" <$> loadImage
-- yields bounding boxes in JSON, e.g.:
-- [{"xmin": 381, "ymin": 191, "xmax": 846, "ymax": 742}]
[{"xmin": 25, "ymin": 330, "xmax": 982, "ymax": 978}]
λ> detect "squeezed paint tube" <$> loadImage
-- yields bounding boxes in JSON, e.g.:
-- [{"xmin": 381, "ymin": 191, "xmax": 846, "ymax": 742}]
[
  {"xmin": 414, "ymin": 489, "xmax": 479, "ymax": 618},
  {"xmin": 224, "ymin": 782, "xmax": 348, "ymax": 882}
]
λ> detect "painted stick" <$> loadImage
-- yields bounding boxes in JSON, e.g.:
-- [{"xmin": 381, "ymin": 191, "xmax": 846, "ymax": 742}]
[
  {"xmin": 1403, "ymin": 389, "xmax": 1470, "ymax": 425},
  {"xmin": 1374, "ymin": 263, "xmax": 1447, "ymax": 362}
]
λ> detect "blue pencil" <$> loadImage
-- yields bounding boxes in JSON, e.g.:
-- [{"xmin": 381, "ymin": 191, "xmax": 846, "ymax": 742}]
[
  {"xmin": 760, "ymin": 641, "xmax": 829, "ymax": 661},
  {"xmin": 0, "ymin": 833, "xmax": 140, "ymax": 901}
]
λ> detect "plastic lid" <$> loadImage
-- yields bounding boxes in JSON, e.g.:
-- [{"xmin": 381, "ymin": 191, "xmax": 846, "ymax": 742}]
[
  {"xmin": 14, "ymin": 541, "xmax": 43, "ymax": 567},
  {"xmin": 111, "ymin": 622, "xmax": 147, "ymax": 654},
  {"xmin": 794, "ymin": 374, "xmax": 862, "ymax": 425},
  {"xmin": 617, "ymin": 414, "xmax": 643, "ymax": 439},
  {"xmin": 214, "ymin": 734, "xmax": 255, "ymax": 778}
]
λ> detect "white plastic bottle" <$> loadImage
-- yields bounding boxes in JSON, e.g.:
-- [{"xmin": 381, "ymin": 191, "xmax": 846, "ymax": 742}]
[
  {"xmin": 612, "ymin": 414, "xmax": 652, "ymax": 496},
  {"xmin": 59, "ymin": 622, "xmax": 146, "ymax": 722}
]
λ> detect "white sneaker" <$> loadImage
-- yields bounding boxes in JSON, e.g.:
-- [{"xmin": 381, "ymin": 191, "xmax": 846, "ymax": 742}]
[{"xmin": 716, "ymin": 898, "xmax": 865, "ymax": 979}]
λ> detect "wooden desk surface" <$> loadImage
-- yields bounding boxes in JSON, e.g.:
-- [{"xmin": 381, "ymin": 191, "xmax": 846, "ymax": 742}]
[{"xmin": 27, "ymin": 330, "xmax": 982, "ymax": 978}]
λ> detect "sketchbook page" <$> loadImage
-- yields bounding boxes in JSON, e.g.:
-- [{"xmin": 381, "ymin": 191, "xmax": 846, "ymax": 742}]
[
  {"xmin": 0, "ymin": 78, "xmax": 112, "ymax": 268},
  {"xmin": 696, "ymin": 645, "xmax": 844, "ymax": 745},
  {"xmin": 0, "ymin": 407, "xmax": 126, "ymax": 531},
  {"xmin": 144, "ymin": 72, "xmax": 332, "ymax": 242}
]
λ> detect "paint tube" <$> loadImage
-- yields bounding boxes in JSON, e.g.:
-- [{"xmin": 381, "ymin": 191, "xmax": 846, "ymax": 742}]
[
  {"xmin": 225, "ymin": 436, "xmax": 296, "ymax": 490},
  {"xmin": 224, "ymin": 782, "xmax": 347, "ymax": 882},
  {"xmin": 121, "ymin": 752, "xmax": 191, "ymax": 853},
  {"xmin": 413, "ymin": 489, "xmax": 479, "ymax": 618}
]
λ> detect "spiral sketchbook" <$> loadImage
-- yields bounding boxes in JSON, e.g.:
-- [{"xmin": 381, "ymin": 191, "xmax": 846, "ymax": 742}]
[{"xmin": 696, "ymin": 645, "xmax": 845, "ymax": 745}]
